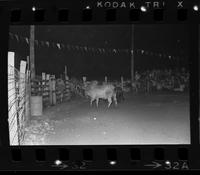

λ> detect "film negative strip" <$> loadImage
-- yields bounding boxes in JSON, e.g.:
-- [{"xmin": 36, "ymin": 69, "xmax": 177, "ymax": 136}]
[{"xmin": 0, "ymin": 0, "xmax": 199, "ymax": 171}]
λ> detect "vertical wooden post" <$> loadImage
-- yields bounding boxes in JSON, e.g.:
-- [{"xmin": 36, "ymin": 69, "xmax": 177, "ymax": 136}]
[
  {"xmin": 121, "ymin": 76, "xmax": 124, "ymax": 90},
  {"xmin": 25, "ymin": 69, "xmax": 31, "ymax": 123},
  {"xmin": 38, "ymin": 80, "xmax": 42, "ymax": 96},
  {"xmin": 52, "ymin": 75, "xmax": 56, "ymax": 105},
  {"xmin": 65, "ymin": 78, "xmax": 70, "ymax": 101},
  {"xmin": 83, "ymin": 76, "xmax": 87, "ymax": 88},
  {"xmin": 42, "ymin": 72, "xmax": 46, "ymax": 105},
  {"xmin": 64, "ymin": 66, "xmax": 70, "ymax": 100},
  {"xmin": 64, "ymin": 65, "xmax": 69, "ymax": 80},
  {"xmin": 25, "ymin": 56, "xmax": 31, "ymax": 123},
  {"xmin": 19, "ymin": 60, "xmax": 27, "ymax": 145},
  {"xmin": 105, "ymin": 76, "xmax": 107, "ymax": 83},
  {"xmin": 19, "ymin": 61, "xmax": 27, "ymax": 97},
  {"xmin": 46, "ymin": 74, "xmax": 50, "ymax": 106},
  {"xmin": 27, "ymin": 56, "xmax": 30, "ymax": 72},
  {"xmin": 30, "ymin": 25, "xmax": 35, "ymax": 80},
  {"xmin": 42, "ymin": 72, "xmax": 46, "ymax": 81},
  {"xmin": 49, "ymin": 75, "xmax": 53, "ymax": 105}
]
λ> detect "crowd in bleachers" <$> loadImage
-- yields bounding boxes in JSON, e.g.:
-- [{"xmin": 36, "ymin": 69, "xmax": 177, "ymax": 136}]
[
  {"xmin": 68, "ymin": 67, "xmax": 189, "ymax": 97},
  {"xmin": 127, "ymin": 67, "xmax": 189, "ymax": 93}
]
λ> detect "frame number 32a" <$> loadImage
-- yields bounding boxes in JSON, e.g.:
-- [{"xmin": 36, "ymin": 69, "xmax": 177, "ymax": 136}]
[{"xmin": 164, "ymin": 161, "xmax": 189, "ymax": 170}]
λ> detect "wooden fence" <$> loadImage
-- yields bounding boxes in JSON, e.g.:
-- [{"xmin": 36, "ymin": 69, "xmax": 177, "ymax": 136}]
[
  {"xmin": 8, "ymin": 52, "xmax": 29, "ymax": 145},
  {"xmin": 31, "ymin": 73, "xmax": 71, "ymax": 107}
]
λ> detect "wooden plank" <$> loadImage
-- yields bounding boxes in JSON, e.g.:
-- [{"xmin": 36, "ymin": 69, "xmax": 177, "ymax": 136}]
[
  {"xmin": 52, "ymin": 75, "xmax": 56, "ymax": 105},
  {"xmin": 30, "ymin": 25, "xmax": 35, "ymax": 80},
  {"xmin": 19, "ymin": 60, "xmax": 27, "ymax": 143},
  {"xmin": 25, "ymin": 69, "xmax": 31, "ymax": 124},
  {"xmin": 64, "ymin": 66, "xmax": 69, "ymax": 80},
  {"xmin": 42, "ymin": 72, "xmax": 46, "ymax": 98},
  {"xmin": 49, "ymin": 77, "xmax": 53, "ymax": 105}
]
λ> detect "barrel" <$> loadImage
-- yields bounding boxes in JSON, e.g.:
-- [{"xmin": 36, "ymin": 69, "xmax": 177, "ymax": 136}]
[{"xmin": 30, "ymin": 96, "xmax": 43, "ymax": 116}]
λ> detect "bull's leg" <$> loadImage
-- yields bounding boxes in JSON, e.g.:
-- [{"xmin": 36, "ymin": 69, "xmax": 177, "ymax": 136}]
[
  {"xmin": 108, "ymin": 97, "xmax": 112, "ymax": 108},
  {"xmin": 96, "ymin": 98, "xmax": 99, "ymax": 108},
  {"xmin": 90, "ymin": 98, "xmax": 95, "ymax": 107}
]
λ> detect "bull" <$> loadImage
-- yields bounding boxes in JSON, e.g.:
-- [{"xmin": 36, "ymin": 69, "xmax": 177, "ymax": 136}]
[{"xmin": 84, "ymin": 81, "xmax": 117, "ymax": 108}]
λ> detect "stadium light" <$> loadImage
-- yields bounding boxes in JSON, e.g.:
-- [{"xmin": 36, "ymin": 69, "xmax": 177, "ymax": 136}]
[
  {"xmin": 32, "ymin": 6, "xmax": 36, "ymax": 11},
  {"xmin": 193, "ymin": 5, "xmax": 199, "ymax": 11}
]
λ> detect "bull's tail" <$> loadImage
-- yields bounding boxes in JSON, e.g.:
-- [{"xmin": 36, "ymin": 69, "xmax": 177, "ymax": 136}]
[{"xmin": 107, "ymin": 92, "xmax": 117, "ymax": 108}]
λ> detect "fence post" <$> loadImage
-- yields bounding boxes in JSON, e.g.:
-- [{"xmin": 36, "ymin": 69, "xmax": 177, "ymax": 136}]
[
  {"xmin": 105, "ymin": 76, "xmax": 107, "ymax": 84},
  {"xmin": 38, "ymin": 78, "xmax": 42, "ymax": 96},
  {"xmin": 45, "ymin": 74, "xmax": 50, "ymax": 106},
  {"xmin": 25, "ymin": 70, "xmax": 30, "ymax": 122},
  {"xmin": 19, "ymin": 60, "xmax": 27, "ymax": 145},
  {"xmin": 121, "ymin": 76, "xmax": 124, "ymax": 90},
  {"xmin": 42, "ymin": 72, "xmax": 46, "ymax": 105},
  {"xmin": 83, "ymin": 76, "xmax": 87, "ymax": 88},
  {"xmin": 65, "ymin": 75, "xmax": 70, "ymax": 101},
  {"xmin": 64, "ymin": 65, "xmax": 69, "ymax": 80},
  {"xmin": 25, "ymin": 70, "xmax": 31, "ymax": 124},
  {"xmin": 52, "ymin": 75, "xmax": 56, "ymax": 105},
  {"xmin": 25, "ymin": 56, "xmax": 31, "ymax": 123},
  {"xmin": 49, "ymin": 75, "xmax": 53, "ymax": 105}
]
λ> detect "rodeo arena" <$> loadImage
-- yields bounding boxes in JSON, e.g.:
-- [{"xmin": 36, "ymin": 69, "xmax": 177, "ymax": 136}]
[{"xmin": 8, "ymin": 25, "xmax": 190, "ymax": 145}]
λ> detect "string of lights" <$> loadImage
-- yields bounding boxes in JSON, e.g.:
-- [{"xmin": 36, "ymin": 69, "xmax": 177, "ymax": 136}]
[{"xmin": 9, "ymin": 32, "xmax": 183, "ymax": 61}]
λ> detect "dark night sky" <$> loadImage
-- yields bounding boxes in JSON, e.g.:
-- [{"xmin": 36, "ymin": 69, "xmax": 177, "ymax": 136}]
[{"xmin": 9, "ymin": 25, "xmax": 189, "ymax": 79}]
